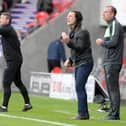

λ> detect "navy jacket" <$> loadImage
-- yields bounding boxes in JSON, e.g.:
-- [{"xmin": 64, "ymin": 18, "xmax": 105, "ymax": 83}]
[{"xmin": 47, "ymin": 39, "xmax": 66, "ymax": 62}]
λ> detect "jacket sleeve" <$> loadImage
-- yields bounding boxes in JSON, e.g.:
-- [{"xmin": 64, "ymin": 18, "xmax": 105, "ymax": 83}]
[
  {"xmin": 102, "ymin": 22, "xmax": 121, "ymax": 48},
  {"xmin": 67, "ymin": 30, "xmax": 90, "ymax": 52},
  {"xmin": 0, "ymin": 26, "xmax": 11, "ymax": 36}
]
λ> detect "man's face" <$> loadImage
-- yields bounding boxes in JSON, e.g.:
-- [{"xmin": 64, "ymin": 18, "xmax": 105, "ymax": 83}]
[
  {"xmin": 67, "ymin": 11, "xmax": 76, "ymax": 27},
  {"xmin": 103, "ymin": 7, "xmax": 114, "ymax": 21},
  {"xmin": 0, "ymin": 15, "xmax": 10, "ymax": 26}
]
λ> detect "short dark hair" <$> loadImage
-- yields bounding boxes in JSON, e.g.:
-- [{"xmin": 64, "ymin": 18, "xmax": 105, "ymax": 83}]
[
  {"xmin": 1, "ymin": 12, "xmax": 12, "ymax": 24},
  {"xmin": 111, "ymin": 6, "xmax": 117, "ymax": 16},
  {"xmin": 106, "ymin": 5, "xmax": 117, "ymax": 16}
]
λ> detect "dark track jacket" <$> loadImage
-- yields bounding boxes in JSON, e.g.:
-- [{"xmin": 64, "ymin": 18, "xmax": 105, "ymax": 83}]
[
  {"xmin": 0, "ymin": 24, "xmax": 23, "ymax": 63},
  {"xmin": 47, "ymin": 39, "xmax": 66, "ymax": 62},
  {"xmin": 67, "ymin": 28, "xmax": 93, "ymax": 67},
  {"xmin": 102, "ymin": 18, "xmax": 124, "ymax": 65}
]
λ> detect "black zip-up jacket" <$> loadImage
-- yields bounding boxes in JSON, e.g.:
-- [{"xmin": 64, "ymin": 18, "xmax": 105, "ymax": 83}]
[
  {"xmin": 102, "ymin": 19, "xmax": 124, "ymax": 65},
  {"xmin": 0, "ymin": 24, "xmax": 23, "ymax": 63},
  {"xmin": 67, "ymin": 28, "xmax": 93, "ymax": 67}
]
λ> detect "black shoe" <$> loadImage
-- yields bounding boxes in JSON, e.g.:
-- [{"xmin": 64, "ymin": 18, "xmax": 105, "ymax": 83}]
[
  {"xmin": 0, "ymin": 106, "xmax": 7, "ymax": 112},
  {"xmin": 73, "ymin": 114, "xmax": 89, "ymax": 120},
  {"xmin": 22, "ymin": 104, "xmax": 32, "ymax": 112},
  {"xmin": 103, "ymin": 115, "xmax": 120, "ymax": 120}
]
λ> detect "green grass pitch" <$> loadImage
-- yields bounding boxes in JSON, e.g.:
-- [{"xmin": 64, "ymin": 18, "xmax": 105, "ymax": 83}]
[{"xmin": 0, "ymin": 91, "xmax": 126, "ymax": 126}]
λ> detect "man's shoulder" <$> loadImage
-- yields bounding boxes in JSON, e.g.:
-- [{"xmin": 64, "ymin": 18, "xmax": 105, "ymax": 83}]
[
  {"xmin": 52, "ymin": 39, "xmax": 61, "ymax": 44},
  {"xmin": 78, "ymin": 29, "xmax": 90, "ymax": 37},
  {"xmin": 76, "ymin": 28, "xmax": 89, "ymax": 34},
  {"xmin": 49, "ymin": 39, "xmax": 60, "ymax": 47},
  {"xmin": 113, "ymin": 19, "xmax": 122, "ymax": 27}
]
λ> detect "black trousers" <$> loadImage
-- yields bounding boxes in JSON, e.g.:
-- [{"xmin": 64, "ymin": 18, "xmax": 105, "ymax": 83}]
[
  {"xmin": 104, "ymin": 64, "xmax": 122, "ymax": 117},
  {"xmin": 2, "ymin": 61, "xmax": 30, "ymax": 107},
  {"xmin": 47, "ymin": 59, "xmax": 61, "ymax": 72}
]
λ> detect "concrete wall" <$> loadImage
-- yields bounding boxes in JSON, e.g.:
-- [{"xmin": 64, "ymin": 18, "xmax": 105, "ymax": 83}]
[
  {"xmin": 20, "ymin": 0, "xmax": 105, "ymax": 88},
  {"xmin": 0, "ymin": 0, "xmax": 106, "ymax": 89}
]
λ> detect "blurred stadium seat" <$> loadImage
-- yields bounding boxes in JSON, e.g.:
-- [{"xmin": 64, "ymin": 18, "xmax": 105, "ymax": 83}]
[
  {"xmin": 36, "ymin": 11, "xmax": 49, "ymax": 26},
  {"xmin": 52, "ymin": 67, "xmax": 62, "ymax": 73}
]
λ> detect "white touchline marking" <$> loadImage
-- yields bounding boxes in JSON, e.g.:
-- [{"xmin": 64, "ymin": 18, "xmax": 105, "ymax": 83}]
[
  {"xmin": 54, "ymin": 110, "xmax": 72, "ymax": 115},
  {"xmin": 0, "ymin": 114, "xmax": 76, "ymax": 126}
]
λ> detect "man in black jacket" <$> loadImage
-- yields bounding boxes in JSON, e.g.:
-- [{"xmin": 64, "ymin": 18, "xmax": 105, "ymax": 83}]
[
  {"xmin": 0, "ymin": 12, "xmax": 32, "ymax": 112},
  {"xmin": 61, "ymin": 10, "xmax": 93, "ymax": 120}
]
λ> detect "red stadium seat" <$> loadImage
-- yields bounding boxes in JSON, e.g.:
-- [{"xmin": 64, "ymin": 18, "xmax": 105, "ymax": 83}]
[
  {"xmin": 55, "ymin": 3, "xmax": 63, "ymax": 12},
  {"xmin": 52, "ymin": 67, "xmax": 61, "ymax": 73},
  {"xmin": 61, "ymin": 0, "xmax": 73, "ymax": 10},
  {"xmin": 36, "ymin": 11, "xmax": 49, "ymax": 26},
  {"xmin": 53, "ymin": 0, "xmax": 63, "ymax": 12}
]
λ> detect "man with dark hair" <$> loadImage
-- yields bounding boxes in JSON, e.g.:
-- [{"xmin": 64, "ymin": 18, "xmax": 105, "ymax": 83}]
[
  {"xmin": 61, "ymin": 10, "xmax": 94, "ymax": 120},
  {"xmin": 96, "ymin": 5, "xmax": 124, "ymax": 120},
  {"xmin": 0, "ymin": 12, "xmax": 32, "ymax": 112}
]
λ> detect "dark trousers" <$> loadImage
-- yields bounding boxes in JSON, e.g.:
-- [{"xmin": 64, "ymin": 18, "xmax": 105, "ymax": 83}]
[
  {"xmin": 104, "ymin": 64, "xmax": 122, "ymax": 117},
  {"xmin": 2, "ymin": 62, "xmax": 30, "ymax": 107},
  {"xmin": 75, "ymin": 63, "xmax": 93, "ymax": 115},
  {"xmin": 47, "ymin": 59, "xmax": 61, "ymax": 72}
]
